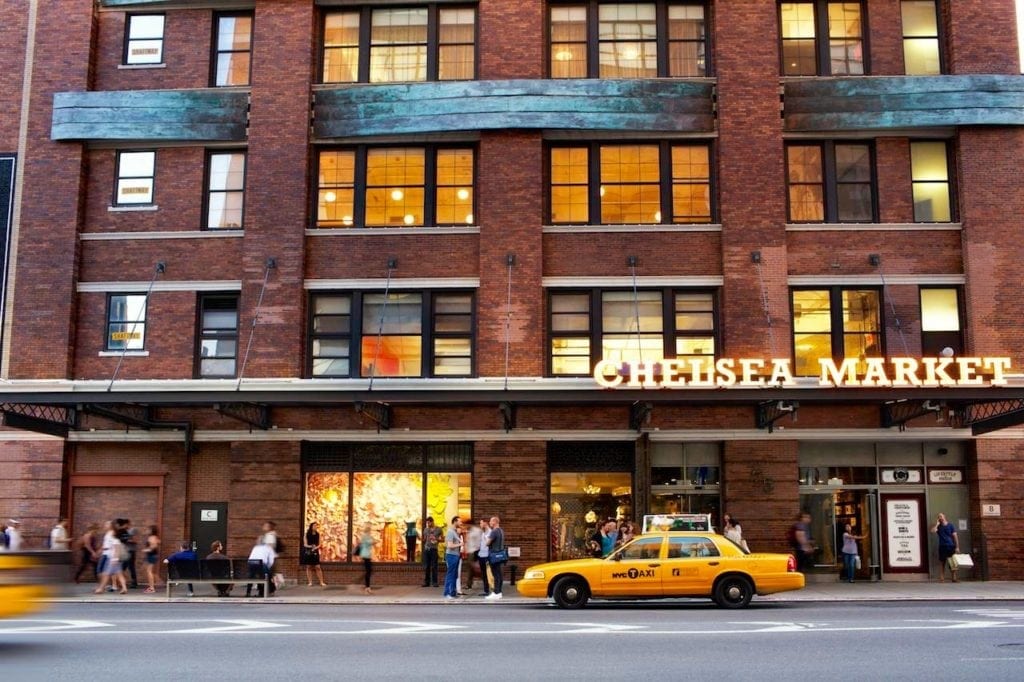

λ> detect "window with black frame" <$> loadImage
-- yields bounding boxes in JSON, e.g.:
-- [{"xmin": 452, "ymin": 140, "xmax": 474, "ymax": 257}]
[
  {"xmin": 309, "ymin": 290, "xmax": 474, "ymax": 378},
  {"xmin": 791, "ymin": 287, "xmax": 881, "ymax": 376},
  {"xmin": 549, "ymin": 288, "xmax": 716, "ymax": 376},
  {"xmin": 124, "ymin": 14, "xmax": 165, "ymax": 65},
  {"xmin": 322, "ymin": 5, "xmax": 476, "ymax": 83},
  {"xmin": 910, "ymin": 140, "xmax": 952, "ymax": 223},
  {"xmin": 779, "ymin": 1, "xmax": 865, "ymax": 76},
  {"xmin": 549, "ymin": 1, "xmax": 708, "ymax": 78},
  {"xmin": 114, "ymin": 151, "xmax": 156, "ymax": 206},
  {"xmin": 106, "ymin": 294, "xmax": 147, "ymax": 351},
  {"xmin": 785, "ymin": 141, "xmax": 875, "ymax": 223},
  {"xmin": 901, "ymin": 0, "xmax": 943, "ymax": 75},
  {"xmin": 549, "ymin": 142, "xmax": 712, "ymax": 225},
  {"xmin": 205, "ymin": 151, "xmax": 246, "ymax": 229},
  {"xmin": 212, "ymin": 12, "xmax": 252, "ymax": 86},
  {"xmin": 317, "ymin": 146, "xmax": 475, "ymax": 228},
  {"xmin": 196, "ymin": 294, "xmax": 239, "ymax": 378},
  {"xmin": 919, "ymin": 288, "xmax": 962, "ymax": 357}
]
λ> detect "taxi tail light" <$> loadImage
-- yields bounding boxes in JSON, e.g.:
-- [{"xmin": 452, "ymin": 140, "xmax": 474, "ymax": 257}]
[{"xmin": 786, "ymin": 554, "xmax": 797, "ymax": 572}]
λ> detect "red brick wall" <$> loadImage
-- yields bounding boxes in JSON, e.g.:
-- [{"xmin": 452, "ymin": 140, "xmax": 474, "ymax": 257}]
[
  {"xmin": 0, "ymin": 3, "xmax": 28, "ymax": 147},
  {"xmin": 970, "ymin": 440, "xmax": 1023, "ymax": 580},
  {"xmin": 305, "ymin": 235, "xmax": 480, "ymax": 280},
  {"xmin": 473, "ymin": 440, "xmax": 547, "ymax": 565},
  {"xmin": 722, "ymin": 439, "xmax": 800, "ymax": 555},
  {"xmin": 92, "ymin": 10, "xmax": 211, "ymax": 91},
  {"xmin": 867, "ymin": 0, "xmax": 906, "ymax": 75},
  {"xmin": 947, "ymin": 0, "xmax": 1021, "ymax": 74},
  {"xmin": 0, "ymin": 439, "xmax": 65, "ymax": 548},
  {"xmin": 543, "ymin": 233, "xmax": 723, "ymax": 277},
  {"xmin": 876, "ymin": 138, "xmax": 915, "ymax": 223},
  {"xmin": 478, "ymin": 0, "xmax": 544, "ymax": 79}
]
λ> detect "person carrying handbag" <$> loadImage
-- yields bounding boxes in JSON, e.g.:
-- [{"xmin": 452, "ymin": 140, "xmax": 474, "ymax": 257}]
[{"xmin": 485, "ymin": 516, "xmax": 507, "ymax": 600}]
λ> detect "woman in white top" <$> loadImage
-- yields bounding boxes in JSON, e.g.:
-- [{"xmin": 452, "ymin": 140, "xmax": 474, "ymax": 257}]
[
  {"xmin": 94, "ymin": 521, "xmax": 127, "ymax": 594},
  {"xmin": 49, "ymin": 518, "xmax": 70, "ymax": 551},
  {"xmin": 723, "ymin": 515, "xmax": 749, "ymax": 552}
]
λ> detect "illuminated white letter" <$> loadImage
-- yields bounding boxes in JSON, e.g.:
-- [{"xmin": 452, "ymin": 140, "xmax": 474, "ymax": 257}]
[
  {"xmin": 922, "ymin": 357, "xmax": 956, "ymax": 386},
  {"xmin": 714, "ymin": 358, "xmax": 736, "ymax": 387},
  {"xmin": 861, "ymin": 358, "xmax": 890, "ymax": 387},
  {"xmin": 984, "ymin": 357, "xmax": 1011, "ymax": 386},
  {"xmin": 956, "ymin": 357, "xmax": 982, "ymax": 386},
  {"xmin": 890, "ymin": 357, "xmax": 922, "ymax": 386},
  {"xmin": 739, "ymin": 359, "xmax": 766, "ymax": 386},
  {"xmin": 628, "ymin": 362, "xmax": 659, "ymax": 388},
  {"xmin": 768, "ymin": 359, "xmax": 795, "ymax": 386},
  {"xmin": 819, "ymin": 358, "xmax": 860, "ymax": 387},
  {"xmin": 593, "ymin": 359, "xmax": 624, "ymax": 388}
]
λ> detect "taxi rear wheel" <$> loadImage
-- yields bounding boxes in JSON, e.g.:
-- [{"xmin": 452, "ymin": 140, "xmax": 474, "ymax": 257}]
[
  {"xmin": 713, "ymin": 575, "xmax": 753, "ymax": 608},
  {"xmin": 552, "ymin": 576, "xmax": 590, "ymax": 609}
]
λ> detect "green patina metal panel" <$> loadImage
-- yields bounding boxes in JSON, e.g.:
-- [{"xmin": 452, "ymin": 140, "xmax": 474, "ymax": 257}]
[
  {"xmin": 51, "ymin": 89, "xmax": 248, "ymax": 142},
  {"xmin": 313, "ymin": 79, "xmax": 715, "ymax": 138},
  {"xmin": 784, "ymin": 75, "xmax": 1024, "ymax": 131}
]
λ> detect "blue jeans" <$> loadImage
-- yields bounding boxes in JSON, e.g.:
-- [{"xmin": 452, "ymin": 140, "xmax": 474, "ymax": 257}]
[
  {"xmin": 444, "ymin": 553, "xmax": 460, "ymax": 597},
  {"xmin": 423, "ymin": 547, "xmax": 438, "ymax": 586},
  {"xmin": 842, "ymin": 552, "xmax": 857, "ymax": 582}
]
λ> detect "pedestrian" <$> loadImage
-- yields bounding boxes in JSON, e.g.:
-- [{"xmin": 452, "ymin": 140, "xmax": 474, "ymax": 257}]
[
  {"xmin": 617, "ymin": 520, "xmax": 636, "ymax": 548},
  {"xmin": 246, "ymin": 536, "xmax": 277, "ymax": 597},
  {"xmin": 420, "ymin": 516, "xmax": 440, "ymax": 587},
  {"xmin": 789, "ymin": 512, "xmax": 814, "ymax": 573},
  {"xmin": 165, "ymin": 541, "xmax": 198, "ymax": 597},
  {"xmin": 260, "ymin": 520, "xmax": 279, "ymax": 552},
  {"xmin": 117, "ymin": 518, "xmax": 139, "ymax": 588},
  {"xmin": 302, "ymin": 522, "xmax": 327, "ymax": 587},
  {"xmin": 49, "ymin": 518, "xmax": 71, "ymax": 551},
  {"xmin": 840, "ymin": 523, "xmax": 865, "ymax": 583},
  {"xmin": 5, "ymin": 519, "xmax": 23, "ymax": 551},
  {"xmin": 723, "ymin": 515, "xmax": 749, "ymax": 552},
  {"xmin": 356, "ymin": 523, "xmax": 376, "ymax": 594},
  {"xmin": 0, "ymin": 521, "xmax": 8, "ymax": 550},
  {"xmin": 142, "ymin": 526, "xmax": 160, "ymax": 593},
  {"xmin": 464, "ymin": 519, "xmax": 482, "ymax": 592},
  {"xmin": 74, "ymin": 523, "xmax": 101, "ymax": 583},
  {"xmin": 205, "ymin": 540, "xmax": 232, "ymax": 597},
  {"xmin": 404, "ymin": 520, "xmax": 419, "ymax": 562},
  {"xmin": 589, "ymin": 520, "xmax": 617, "ymax": 558},
  {"xmin": 931, "ymin": 512, "xmax": 960, "ymax": 582},
  {"xmin": 443, "ymin": 516, "xmax": 463, "ymax": 600},
  {"xmin": 476, "ymin": 519, "xmax": 492, "ymax": 597},
  {"xmin": 95, "ymin": 520, "xmax": 127, "ymax": 595},
  {"xmin": 485, "ymin": 516, "xmax": 506, "ymax": 600}
]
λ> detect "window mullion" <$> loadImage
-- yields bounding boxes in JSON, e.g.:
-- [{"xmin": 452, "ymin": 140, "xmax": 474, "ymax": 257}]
[
  {"xmin": 427, "ymin": 4, "xmax": 440, "ymax": 81},
  {"xmin": 351, "ymin": 292, "xmax": 364, "ymax": 377},
  {"xmin": 425, "ymin": 146, "xmax": 438, "ymax": 227},
  {"xmin": 354, "ymin": 146, "xmax": 368, "ymax": 227},
  {"xmin": 663, "ymin": 287, "xmax": 674, "ymax": 359},
  {"xmin": 660, "ymin": 141, "xmax": 673, "ymax": 225},
  {"xmin": 589, "ymin": 288, "xmax": 601, "ymax": 369},
  {"xmin": 822, "ymin": 142, "xmax": 838, "ymax": 222},
  {"xmin": 816, "ymin": 0, "xmax": 830, "ymax": 76},
  {"xmin": 656, "ymin": 0, "xmax": 670, "ymax": 77},
  {"xmin": 830, "ymin": 287, "xmax": 844, "ymax": 363},
  {"xmin": 589, "ymin": 144, "xmax": 601, "ymax": 225},
  {"xmin": 358, "ymin": 7, "xmax": 372, "ymax": 83},
  {"xmin": 587, "ymin": 0, "xmax": 600, "ymax": 78}
]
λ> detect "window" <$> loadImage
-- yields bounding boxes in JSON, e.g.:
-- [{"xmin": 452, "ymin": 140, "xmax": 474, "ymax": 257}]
[
  {"xmin": 124, "ymin": 14, "xmax": 165, "ymax": 65},
  {"xmin": 649, "ymin": 442, "xmax": 721, "ymax": 522},
  {"xmin": 666, "ymin": 537, "xmax": 720, "ymax": 558},
  {"xmin": 106, "ymin": 294, "xmax": 147, "ymax": 350},
  {"xmin": 549, "ymin": 142, "xmax": 712, "ymax": 225},
  {"xmin": 549, "ymin": 289, "xmax": 716, "ymax": 376},
  {"xmin": 785, "ymin": 142, "xmax": 875, "ymax": 223},
  {"xmin": 204, "ymin": 151, "xmax": 246, "ymax": 229},
  {"xmin": 196, "ymin": 294, "xmax": 238, "ymax": 378},
  {"xmin": 920, "ymin": 288, "xmax": 962, "ymax": 357},
  {"xmin": 304, "ymin": 443, "xmax": 472, "ymax": 562},
  {"xmin": 549, "ymin": 1, "xmax": 707, "ymax": 78},
  {"xmin": 310, "ymin": 291, "xmax": 475, "ymax": 378},
  {"xmin": 910, "ymin": 141, "xmax": 952, "ymax": 222},
  {"xmin": 213, "ymin": 12, "xmax": 252, "ymax": 86},
  {"xmin": 902, "ymin": 1, "xmax": 942, "ymax": 75},
  {"xmin": 115, "ymin": 151, "xmax": 156, "ymax": 205},
  {"xmin": 317, "ymin": 146, "xmax": 474, "ymax": 228},
  {"xmin": 791, "ymin": 288, "xmax": 881, "ymax": 376},
  {"xmin": 322, "ymin": 6, "xmax": 476, "ymax": 83},
  {"xmin": 779, "ymin": 1, "xmax": 866, "ymax": 76}
]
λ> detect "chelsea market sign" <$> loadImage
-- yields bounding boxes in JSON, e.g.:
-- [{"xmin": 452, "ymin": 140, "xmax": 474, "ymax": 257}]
[{"xmin": 592, "ymin": 356, "xmax": 1013, "ymax": 389}]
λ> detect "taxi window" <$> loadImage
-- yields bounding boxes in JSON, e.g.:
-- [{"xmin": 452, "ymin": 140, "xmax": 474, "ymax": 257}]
[
  {"xmin": 616, "ymin": 537, "xmax": 662, "ymax": 560},
  {"xmin": 666, "ymin": 537, "xmax": 720, "ymax": 558}
]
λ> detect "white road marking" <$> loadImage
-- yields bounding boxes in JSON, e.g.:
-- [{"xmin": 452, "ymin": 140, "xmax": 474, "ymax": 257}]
[
  {"xmin": 560, "ymin": 622, "xmax": 646, "ymax": 633},
  {"xmin": 168, "ymin": 619, "xmax": 289, "ymax": 634},
  {"xmin": 0, "ymin": 619, "xmax": 114, "ymax": 633}
]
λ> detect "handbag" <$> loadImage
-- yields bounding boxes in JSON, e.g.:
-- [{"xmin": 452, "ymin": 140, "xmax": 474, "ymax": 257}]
[
  {"xmin": 854, "ymin": 554, "xmax": 861, "ymax": 570},
  {"xmin": 951, "ymin": 552, "xmax": 973, "ymax": 568},
  {"xmin": 488, "ymin": 548, "xmax": 509, "ymax": 564}
]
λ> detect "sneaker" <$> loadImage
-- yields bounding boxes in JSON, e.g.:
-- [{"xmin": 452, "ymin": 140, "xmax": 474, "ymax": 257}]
[
  {"xmin": 491, "ymin": 592, "xmax": 502, "ymax": 600},
  {"xmin": 484, "ymin": 592, "xmax": 498, "ymax": 600},
  {"xmin": 186, "ymin": 591, "xmax": 194, "ymax": 597},
  {"xmin": 444, "ymin": 595, "xmax": 455, "ymax": 600}
]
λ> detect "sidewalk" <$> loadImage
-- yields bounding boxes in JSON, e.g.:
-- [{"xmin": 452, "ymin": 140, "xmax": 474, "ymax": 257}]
[{"xmin": 47, "ymin": 579, "xmax": 1024, "ymax": 605}]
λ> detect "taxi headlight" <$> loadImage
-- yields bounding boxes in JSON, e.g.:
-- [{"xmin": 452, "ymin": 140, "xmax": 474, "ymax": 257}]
[{"xmin": 523, "ymin": 570, "xmax": 546, "ymax": 581}]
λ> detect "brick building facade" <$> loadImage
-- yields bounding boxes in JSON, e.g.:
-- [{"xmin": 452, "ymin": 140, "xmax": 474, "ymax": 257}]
[{"xmin": 1, "ymin": 0, "xmax": 1022, "ymax": 583}]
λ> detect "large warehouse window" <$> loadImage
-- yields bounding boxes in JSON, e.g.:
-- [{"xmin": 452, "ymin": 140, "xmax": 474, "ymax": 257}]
[
  {"xmin": 791, "ymin": 288, "xmax": 881, "ymax": 376},
  {"xmin": 785, "ymin": 142, "xmax": 876, "ymax": 223},
  {"xmin": 779, "ymin": 1, "xmax": 866, "ymax": 76}
]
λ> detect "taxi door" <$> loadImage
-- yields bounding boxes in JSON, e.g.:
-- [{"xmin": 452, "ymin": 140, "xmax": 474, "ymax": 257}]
[
  {"xmin": 598, "ymin": 536, "xmax": 665, "ymax": 596},
  {"xmin": 662, "ymin": 536, "xmax": 723, "ymax": 597}
]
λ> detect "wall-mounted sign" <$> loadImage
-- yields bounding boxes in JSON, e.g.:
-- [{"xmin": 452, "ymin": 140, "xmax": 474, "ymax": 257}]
[
  {"xmin": 200, "ymin": 509, "xmax": 219, "ymax": 522},
  {"xmin": 882, "ymin": 468, "xmax": 922, "ymax": 484},
  {"xmin": 593, "ymin": 356, "xmax": 1012, "ymax": 389},
  {"xmin": 981, "ymin": 504, "xmax": 1001, "ymax": 517},
  {"xmin": 885, "ymin": 498, "xmax": 923, "ymax": 569},
  {"xmin": 109, "ymin": 331, "xmax": 142, "ymax": 342},
  {"xmin": 928, "ymin": 469, "xmax": 963, "ymax": 484}
]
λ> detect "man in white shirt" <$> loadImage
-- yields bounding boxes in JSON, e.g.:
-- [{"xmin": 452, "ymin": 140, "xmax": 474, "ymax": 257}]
[
  {"xmin": 50, "ymin": 518, "xmax": 70, "ymax": 551},
  {"xmin": 246, "ymin": 538, "xmax": 277, "ymax": 597},
  {"xmin": 6, "ymin": 519, "xmax": 23, "ymax": 551}
]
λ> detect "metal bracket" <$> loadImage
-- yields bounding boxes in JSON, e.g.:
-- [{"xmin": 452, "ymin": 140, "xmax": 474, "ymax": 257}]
[
  {"xmin": 498, "ymin": 401, "xmax": 516, "ymax": 432},
  {"xmin": 214, "ymin": 403, "xmax": 271, "ymax": 430},
  {"xmin": 952, "ymin": 399, "xmax": 1024, "ymax": 435},
  {"xmin": 756, "ymin": 400, "xmax": 798, "ymax": 433},
  {"xmin": 0, "ymin": 403, "xmax": 77, "ymax": 437},
  {"xmin": 629, "ymin": 401, "xmax": 653, "ymax": 432},
  {"xmin": 80, "ymin": 403, "xmax": 155, "ymax": 429},
  {"xmin": 881, "ymin": 399, "xmax": 944, "ymax": 431},
  {"xmin": 354, "ymin": 401, "xmax": 391, "ymax": 431}
]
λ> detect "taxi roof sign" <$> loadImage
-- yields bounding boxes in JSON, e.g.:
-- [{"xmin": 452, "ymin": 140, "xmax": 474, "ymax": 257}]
[{"xmin": 642, "ymin": 513, "xmax": 714, "ymax": 534}]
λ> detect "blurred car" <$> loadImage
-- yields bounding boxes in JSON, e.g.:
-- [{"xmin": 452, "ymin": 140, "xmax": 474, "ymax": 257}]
[
  {"xmin": 0, "ymin": 553, "xmax": 57, "ymax": 618},
  {"xmin": 518, "ymin": 532, "xmax": 804, "ymax": 609}
]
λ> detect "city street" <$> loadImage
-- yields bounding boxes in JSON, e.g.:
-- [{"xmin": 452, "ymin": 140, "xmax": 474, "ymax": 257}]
[{"xmin": 2, "ymin": 600, "xmax": 1023, "ymax": 680}]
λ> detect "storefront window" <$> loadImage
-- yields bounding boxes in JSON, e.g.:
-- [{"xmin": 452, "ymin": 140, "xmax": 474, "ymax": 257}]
[
  {"xmin": 550, "ymin": 472, "xmax": 632, "ymax": 560},
  {"xmin": 303, "ymin": 444, "xmax": 471, "ymax": 562}
]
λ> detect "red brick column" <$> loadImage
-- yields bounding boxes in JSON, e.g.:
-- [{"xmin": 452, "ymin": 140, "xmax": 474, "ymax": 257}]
[
  {"xmin": 473, "ymin": 441, "xmax": 547, "ymax": 564},
  {"xmin": 722, "ymin": 440, "xmax": 799, "ymax": 554},
  {"xmin": 714, "ymin": 1, "xmax": 790, "ymax": 358},
  {"xmin": 970, "ymin": 440, "xmax": 1024, "ymax": 580}
]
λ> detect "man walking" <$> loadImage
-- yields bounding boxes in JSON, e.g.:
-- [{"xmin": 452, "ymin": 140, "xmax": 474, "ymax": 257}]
[{"xmin": 421, "ymin": 517, "xmax": 440, "ymax": 587}]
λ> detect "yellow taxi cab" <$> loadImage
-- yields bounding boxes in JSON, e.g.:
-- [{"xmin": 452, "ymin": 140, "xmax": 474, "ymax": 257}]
[
  {"xmin": 518, "ymin": 518, "xmax": 804, "ymax": 609},
  {"xmin": 0, "ymin": 553, "xmax": 55, "ymax": 618}
]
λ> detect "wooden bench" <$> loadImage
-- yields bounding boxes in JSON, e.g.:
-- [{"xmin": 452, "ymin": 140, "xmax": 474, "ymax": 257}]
[{"xmin": 165, "ymin": 558, "xmax": 270, "ymax": 598}]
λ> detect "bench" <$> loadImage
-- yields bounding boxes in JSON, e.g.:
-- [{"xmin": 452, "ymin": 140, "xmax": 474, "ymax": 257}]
[{"xmin": 165, "ymin": 558, "xmax": 270, "ymax": 598}]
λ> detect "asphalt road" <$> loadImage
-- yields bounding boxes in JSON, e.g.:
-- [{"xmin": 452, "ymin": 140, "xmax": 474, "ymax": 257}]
[{"xmin": 2, "ymin": 601, "xmax": 1023, "ymax": 681}]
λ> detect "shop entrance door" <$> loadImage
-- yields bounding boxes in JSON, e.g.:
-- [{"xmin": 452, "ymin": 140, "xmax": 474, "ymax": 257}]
[
  {"xmin": 833, "ymin": 490, "xmax": 878, "ymax": 580},
  {"xmin": 190, "ymin": 502, "xmax": 229, "ymax": 555},
  {"xmin": 879, "ymin": 493, "xmax": 927, "ymax": 574}
]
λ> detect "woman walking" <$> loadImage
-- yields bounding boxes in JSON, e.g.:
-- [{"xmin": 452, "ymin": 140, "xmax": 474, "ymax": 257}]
[
  {"xmin": 142, "ymin": 526, "xmax": 161, "ymax": 593},
  {"xmin": 302, "ymin": 522, "xmax": 327, "ymax": 587},
  {"xmin": 356, "ymin": 524, "xmax": 376, "ymax": 594},
  {"xmin": 74, "ymin": 523, "xmax": 101, "ymax": 583},
  {"xmin": 841, "ymin": 523, "xmax": 865, "ymax": 583},
  {"xmin": 94, "ymin": 520, "xmax": 127, "ymax": 595}
]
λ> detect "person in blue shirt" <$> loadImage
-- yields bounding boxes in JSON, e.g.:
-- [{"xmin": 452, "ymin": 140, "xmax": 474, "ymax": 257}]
[
  {"xmin": 931, "ymin": 513, "xmax": 960, "ymax": 582},
  {"xmin": 164, "ymin": 542, "xmax": 198, "ymax": 596}
]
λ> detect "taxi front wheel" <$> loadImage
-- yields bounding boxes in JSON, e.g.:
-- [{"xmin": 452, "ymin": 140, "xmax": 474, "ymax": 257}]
[
  {"xmin": 552, "ymin": 576, "xmax": 590, "ymax": 609},
  {"xmin": 713, "ymin": 575, "xmax": 753, "ymax": 608}
]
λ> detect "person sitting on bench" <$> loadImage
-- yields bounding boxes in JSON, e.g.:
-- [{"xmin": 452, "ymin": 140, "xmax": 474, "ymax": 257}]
[{"xmin": 164, "ymin": 542, "xmax": 198, "ymax": 597}]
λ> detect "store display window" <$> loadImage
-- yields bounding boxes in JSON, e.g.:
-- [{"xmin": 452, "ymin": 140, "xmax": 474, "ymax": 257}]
[{"xmin": 550, "ymin": 472, "xmax": 633, "ymax": 561}]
